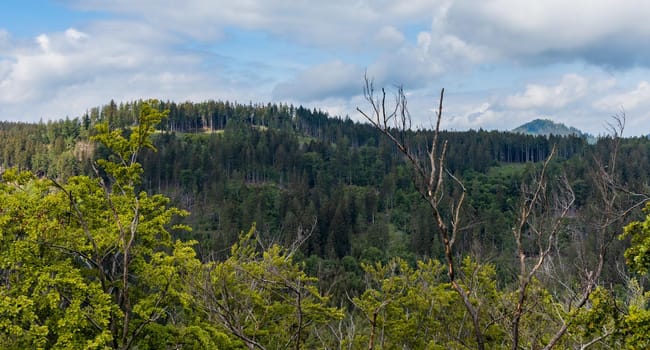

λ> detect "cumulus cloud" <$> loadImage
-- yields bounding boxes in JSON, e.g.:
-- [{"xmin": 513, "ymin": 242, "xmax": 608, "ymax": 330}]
[
  {"xmin": 445, "ymin": 101, "xmax": 500, "ymax": 129},
  {"xmin": 272, "ymin": 60, "xmax": 363, "ymax": 101},
  {"xmin": 0, "ymin": 19, "xmax": 264, "ymax": 121},
  {"xmin": 374, "ymin": 26, "xmax": 405, "ymax": 49},
  {"xmin": 65, "ymin": 28, "xmax": 87, "ymax": 41},
  {"xmin": 3, "ymin": 0, "xmax": 650, "ymax": 136},
  {"xmin": 68, "ymin": 0, "xmax": 439, "ymax": 48},
  {"xmin": 474, "ymin": 72, "xmax": 637, "ymax": 134},
  {"xmin": 1, "ymin": 24, "xmax": 160, "ymax": 104},
  {"xmin": 67, "ymin": 0, "xmax": 650, "ymax": 71},
  {"xmin": 364, "ymin": 28, "xmax": 488, "ymax": 89},
  {"xmin": 35, "ymin": 34, "xmax": 51, "ymax": 51},
  {"xmin": 367, "ymin": 46, "xmax": 442, "ymax": 88},
  {"xmin": 504, "ymin": 74, "xmax": 589, "ymax": 110},
  {"xmin": 441, "ymin": 0, "xmax": 650, "ymax": 67},
  {"xmin": 594, "ymin": 81, "xmax": 650, "ymax": 111}
]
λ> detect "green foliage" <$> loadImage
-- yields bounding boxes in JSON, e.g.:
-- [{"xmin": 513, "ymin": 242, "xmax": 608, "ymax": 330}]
[
  {"xmin": 3, "ymin": 98, "xmax": 650, "ymax": 349},
  {"xmin": 574, "ymin": 287, "xmax": 618, "ymax": 336},
  {"xmin": 622, "ymin": 202, "xmax": 650, "ymax": 274},
  {"xmin": 0, "ymin": 171, "xmax": 114, "ymax": 349},
  {"xmin": 190, "ymin": 226, "xmax": 343, "ymax": 349},
  {"xmin": 92, "ymin": 102, "xmax": 167, "ymax": 188},
  {"xmin": 617, "ymin": 279, "xmax": 650, "ymax": 349},
  {"xmin": 618, "ymin": 205, "xmax": 650, "ymax": 348},
  {"xmin": 351, "ymin": 257, "xmax": 479, "ymax": 349},
  {"xmin": 0, "ymin": 101, "xmax": 215, "ymax": 349}
]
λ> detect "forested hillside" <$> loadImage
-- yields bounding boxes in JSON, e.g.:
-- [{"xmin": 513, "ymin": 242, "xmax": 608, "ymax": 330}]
[
  {"xmin": 1, "ymin": 99, "xmax": 650, "ymax": 348},
  {"xmin": 512, "ymin": 118, "xmax": 587, "ymax": 137}
]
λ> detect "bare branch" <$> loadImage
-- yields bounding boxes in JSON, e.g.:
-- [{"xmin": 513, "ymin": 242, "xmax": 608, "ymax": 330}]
[{"xmin": 357, "ymin": 80, "xmax": 483, "ymax": 349}]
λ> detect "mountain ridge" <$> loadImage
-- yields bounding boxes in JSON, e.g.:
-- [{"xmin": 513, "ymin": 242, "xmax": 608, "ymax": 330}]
[{"xmin": 512, "ymin": 118, "xmax": 583, "ymax": 136}]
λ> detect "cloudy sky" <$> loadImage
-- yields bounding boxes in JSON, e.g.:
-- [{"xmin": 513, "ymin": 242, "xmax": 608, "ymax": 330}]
[{"xmin": 2, "ymin": 1, "xmax": 650, "ymax": 135}]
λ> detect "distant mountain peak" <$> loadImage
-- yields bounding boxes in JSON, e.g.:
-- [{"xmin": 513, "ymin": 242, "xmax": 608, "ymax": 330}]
[{"xmin": 512, "ymin": 118, "xmax": 584, "ymax": 137}]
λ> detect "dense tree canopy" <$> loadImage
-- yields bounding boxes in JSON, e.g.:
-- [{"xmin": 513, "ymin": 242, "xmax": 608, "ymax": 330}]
[{"xmin": 0, "ymin": 99, "xmax": 649, "ymax": 348}]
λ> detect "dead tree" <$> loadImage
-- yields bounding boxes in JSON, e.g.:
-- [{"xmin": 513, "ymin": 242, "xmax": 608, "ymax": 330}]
[
  {"xmin": 510, "ymin": 146, "xmax": 575, "ymax": 349},
  {"xmin": 356, "ymin": 77, "xmax": 485, "ymax": 350},
  {"xmin": 541, "ymin": 114, "xmax": 648, "ymax": 349}
]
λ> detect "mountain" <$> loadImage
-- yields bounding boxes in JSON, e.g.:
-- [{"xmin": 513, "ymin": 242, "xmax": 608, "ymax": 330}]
[
  {"xmin": 512, "ymin": 118, "xmax": 596, "ymax": 143},
  {"xmin": 512, "ymin": 118, "xmax": 583, "ymax": 137}
]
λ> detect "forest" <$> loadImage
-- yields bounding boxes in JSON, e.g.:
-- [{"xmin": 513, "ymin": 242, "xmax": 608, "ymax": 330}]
[{"xmin": 1, "ymin": 95, "xmax": 650, "ymax": 349}]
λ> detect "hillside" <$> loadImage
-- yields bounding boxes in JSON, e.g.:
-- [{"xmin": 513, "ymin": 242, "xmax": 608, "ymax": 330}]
[
  {"xmin": 513, "ymin": 118, "xmax": 582, "ymax": 136},
  {"xmin": 0, "ymin": 99, "xmax": 649, "ymax": 348}
]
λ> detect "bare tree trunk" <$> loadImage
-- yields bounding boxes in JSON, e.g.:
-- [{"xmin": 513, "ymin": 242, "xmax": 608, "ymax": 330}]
[
  {"xmin": 511, "ymin": 147, "xmax": 575, "ymax": 350},
  {"xmin": 368, "ymin": 311, "xmax": 377, "ymax": 350},
  {"xmin": 542, "ymin": 114, "xmax": 647, "ymax": 349},
  {"xmin": 357, "ymin": 78, "xmax": 484, "ymax": 350}
]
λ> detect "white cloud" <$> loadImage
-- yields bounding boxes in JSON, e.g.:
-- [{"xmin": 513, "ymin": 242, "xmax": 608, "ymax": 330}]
[
  {"xmin": 595, "ymin": 81, "xmax": 650, "ymax": 111},
  {"xmin": 65, "ymin": 28, "xmax": 87, "ymax": 41},
  {"xmin": 367, "ymin": 43, "xmax": 443, "ymax": 88},
  {"xmin": 504, "ymin": 74, "xmax": 589, "ymax": 110},
  {"xmin": 272, "ymin": 60, "xmax": 363, "ymax": 101},
  {"xmin": 65, "ymin": 1, "xmax": 645, "ymax": 112},
  {"xmin": 36, "ymin": 34, "xmax": 50, "ymax": 51},
  {"xmin": 374, "ymin": 26, "xmax": 405, "ymax": 48},
  {"xmin": 446, "ymin": 101, "xmax": 501, "ymax": 129},
  {"xmin": 0, "ymin": 21, "xmax": 254, "ymax": 121},
  {"xmin": 441, "ymin": 0, "xmax": 650, "ymax": 66},
  {"xmin": 42, "ymin": 1, "xmax": 650, "ymax": 69},
  {"xmin": 3, "ymin": 0, "xmax": 650, "ymax": 137},
  {"xmin": 68, "ymin": 0, "xmax": 439, "ymax": 48},
  {"xmin": 62, "ymin": 0, "xmax": 650, "ymax": 81},
  {"xmin": 363, "ymin": 26, "xmax": 487, "ymax": 89}
]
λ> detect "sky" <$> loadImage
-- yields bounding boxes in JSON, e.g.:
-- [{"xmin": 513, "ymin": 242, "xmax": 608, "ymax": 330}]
[{"xmin": 1, "ymin": 1, "xmax": 650, "ymax": 136}]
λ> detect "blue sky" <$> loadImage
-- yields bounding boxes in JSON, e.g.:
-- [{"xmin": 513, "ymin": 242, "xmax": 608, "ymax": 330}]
[{"xmin": 1, "ymin": 1, "xmax": 650, "ymax": 135}]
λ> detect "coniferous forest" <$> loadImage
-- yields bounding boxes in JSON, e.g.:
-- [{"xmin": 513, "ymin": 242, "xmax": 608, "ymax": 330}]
[{"xmin": 1, "ymin": 97, "xmax": 650, "ymax": 349}]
